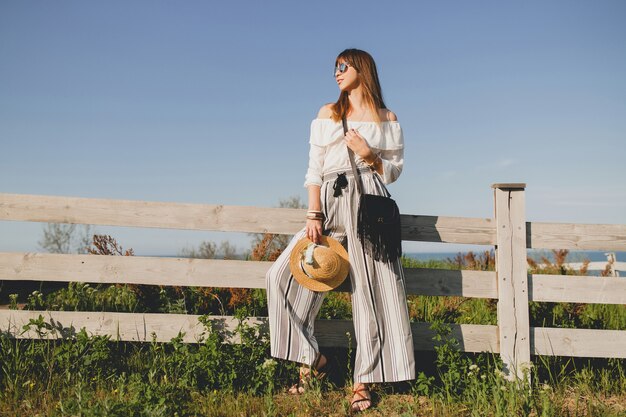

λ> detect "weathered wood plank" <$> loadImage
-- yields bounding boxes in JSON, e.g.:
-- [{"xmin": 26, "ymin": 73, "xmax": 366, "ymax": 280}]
[
  {"xmin": 6, "ymin": 252, "xmax": 623, "ymax": 303},
  {"xmin": 0, "ymin": 310, "xmax": 498, "ymax": 353},
  {"xmin": 15, "ymin": 251, "xmax": 626, "ymax": 304},
  {"xmin": 404, "ymin": 268, "xmax": 497, "ymax": 299},
  {"xmin": 493, "ymin": 185, "xmax": 531, "ymax": 381},
  {"xmin": 3, "ymin": 310, "xmax": 623, "ymax": 359},
  {"xmin": 532, "ymin": 327, "xmax": 626, "ymax": 359},
  {"xmin": 316, "ymin": 320, "xmax": 499, "ymax": 353},
  {"xmin": 0, "ymin": 192, "xmax": 305, "ymax": 234},
  {"xmin": 491, "ymin": 183, "xmax": 526, "ymax": 190},
  {"xmin": 401, "ymin": 215, "xmax": 495, "ymax": 245},
  {"xmin": 529, "ymin": 274, "xmax": 626, "ymax": 304},
  {"xmin": 0, "ymin": 252, "xmax": 497, "ymax": 298},
  {"xmin": 0, "ymin": 310, "xmax": 260, "ymax": 343},
  {"xmin": 3, "ymin": 192, "xmax": 625, "ymax": 250},
  {"xmin": 0, "ymin": 252, "xmax": 270, "ymax": 289},
  {"xmin": 0, "ymin": 192, "xmax": 495, "ymax": 244},
  {"xmin": 527, "ymin": 222, "xmax": 626, "ymax": 251}
]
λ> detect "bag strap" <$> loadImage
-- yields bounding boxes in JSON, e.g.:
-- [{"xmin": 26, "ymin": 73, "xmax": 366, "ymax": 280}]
[{"xmin": 342, "ymin": 116, "xmax": 364, "ymax": 195}]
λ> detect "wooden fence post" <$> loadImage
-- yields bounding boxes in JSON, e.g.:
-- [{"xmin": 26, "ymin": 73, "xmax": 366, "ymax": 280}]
[{"xmin": 492, "ymin": 183, "xmax": 531, "ymax": 383}]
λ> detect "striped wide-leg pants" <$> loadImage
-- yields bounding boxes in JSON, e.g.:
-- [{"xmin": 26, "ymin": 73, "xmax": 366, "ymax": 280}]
[{"xmin": 266, "ymin": 167, "xmax": 415, "ymax": 383}]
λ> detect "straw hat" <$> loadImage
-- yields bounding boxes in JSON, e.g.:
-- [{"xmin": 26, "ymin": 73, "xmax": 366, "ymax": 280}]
[{"xmin": 289, "ymin": 236, "xmax": 350, "ymax": 292}]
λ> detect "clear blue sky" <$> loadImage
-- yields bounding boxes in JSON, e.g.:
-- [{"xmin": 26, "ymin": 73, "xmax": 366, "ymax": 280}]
[{"xmin": 1, "ymin": 1, "xmax": 625, "ymax": 255}]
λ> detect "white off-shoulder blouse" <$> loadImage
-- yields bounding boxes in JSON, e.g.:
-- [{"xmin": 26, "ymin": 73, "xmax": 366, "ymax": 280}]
[{"xmin": 303, "ymin": 118, "xmax": 404, "ymax": 187}]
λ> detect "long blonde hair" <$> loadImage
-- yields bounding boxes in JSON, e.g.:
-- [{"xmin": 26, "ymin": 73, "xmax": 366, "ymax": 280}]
[{"xmin": 331, "ymin": 48, "xmax": 387, "ymax": 124}]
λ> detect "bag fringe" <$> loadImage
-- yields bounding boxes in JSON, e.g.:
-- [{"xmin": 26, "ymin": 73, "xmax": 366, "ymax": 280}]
[{"xmin": 357, "ymin": 198, "xmax": 402, "ymax": 263}]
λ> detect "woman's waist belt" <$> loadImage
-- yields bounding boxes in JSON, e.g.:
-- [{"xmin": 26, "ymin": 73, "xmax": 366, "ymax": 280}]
[{"xmin": 322, "ymin": 167, "xmax": 371, "ymax": 183}]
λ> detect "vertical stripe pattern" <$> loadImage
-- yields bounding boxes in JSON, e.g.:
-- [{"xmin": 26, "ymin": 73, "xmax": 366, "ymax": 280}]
[{"xmin": 266, "ymin": 168, "xmax": 415, "ymax": 383}]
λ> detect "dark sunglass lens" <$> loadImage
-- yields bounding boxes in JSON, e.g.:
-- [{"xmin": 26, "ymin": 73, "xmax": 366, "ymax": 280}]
[{"xmin": 334, "ymin": 63, "xmax": 349, "ymax": 76}]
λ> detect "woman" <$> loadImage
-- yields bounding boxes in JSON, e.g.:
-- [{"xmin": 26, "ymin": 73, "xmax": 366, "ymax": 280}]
[{"xmin": 266, "ymin": 48, "xmax": 415, "ymax": 413}]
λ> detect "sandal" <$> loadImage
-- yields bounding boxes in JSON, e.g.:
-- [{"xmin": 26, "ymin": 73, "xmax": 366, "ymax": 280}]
[
  {"xmin": 287, "ymin": 353, "xmax": 327, "ymax": 395},
  {"xmin": 350, "ymin": 383, "xmax": 372, "ymax": 414}
]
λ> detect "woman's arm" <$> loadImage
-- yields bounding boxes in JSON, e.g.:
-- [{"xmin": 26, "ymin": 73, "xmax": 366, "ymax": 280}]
[
  {"xmin": 303, "ymin": 104, "xmax": 335, "ymax": 244},
  {"xmin": 306, "ymin": 185, "xmax": 323, "ymax": 244}
]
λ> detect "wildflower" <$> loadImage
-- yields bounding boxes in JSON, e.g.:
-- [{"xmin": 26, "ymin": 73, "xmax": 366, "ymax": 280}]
[
  {"xmin": 541, "ymin": 383, "xmax": 551, "ymax": 391},
  {"xmin": 500, "ymin": 385, "xmax": 507, "ymax": 391},
  {"xmin": 467, "ymin": 371, "xmax": 473, "ymax": 377},
  {"xmin": 494, "ymin": 369, "xmax": 506, "ymax": 378},
  {"xmin": 520, "ymin": 362, "xmax": 534, "ymax": 373},
  {"xmin": 262, "ymin": 358, "xmax": 277, "ymax": 369},
  {"xmin": 469, "ymin": 364, "xmax": 479, "ymax": 372},
  {"xmin": 481, "ymin": 375, "xmax": 486, "ymax": 380}
]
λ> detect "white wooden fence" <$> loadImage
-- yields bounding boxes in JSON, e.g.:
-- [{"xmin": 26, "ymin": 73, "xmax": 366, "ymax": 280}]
[{"xmin": 0, "ymin": 184, "xmax": 625, "ymax": 382}]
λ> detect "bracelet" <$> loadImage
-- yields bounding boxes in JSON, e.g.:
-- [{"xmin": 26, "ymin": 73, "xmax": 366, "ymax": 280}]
[
  {"xmin": 367, "ymin": 154, "xmax": 381, "ymax": 167},
  {"xmin": 306, "ymin": 211, "xmax": 324, "ymax": 221}
]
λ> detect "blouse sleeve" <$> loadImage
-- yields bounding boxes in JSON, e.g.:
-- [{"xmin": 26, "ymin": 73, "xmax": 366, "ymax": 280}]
[
  {"xmin": 303, "ymin": 144, "xmax": 325, "ymax": 187},
  {"xmin": 373, "ymin": 122, "xmax": 404, "ymax": 185},
  {"xmin": 303, "ymin": 120, "xmax": 326, "ymax": 187},
  {"xmin": 378, "ymin": 147, "xmax": 403, "ymax": 185}
]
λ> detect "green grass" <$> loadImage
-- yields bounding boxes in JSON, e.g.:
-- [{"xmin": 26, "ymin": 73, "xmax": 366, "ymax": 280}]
[
  {"xmin": 0, "ymin": 250, "xmax": 624, "ymax": 416},
  {"xmin": 0, "ymin": 313, "xmax": 624, "ymax": 416}
]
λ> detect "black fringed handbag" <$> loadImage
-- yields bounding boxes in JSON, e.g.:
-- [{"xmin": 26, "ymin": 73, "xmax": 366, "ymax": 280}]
[{"xmin": 342, "ymin": 117, "xmax": 402, "ymax": 263}]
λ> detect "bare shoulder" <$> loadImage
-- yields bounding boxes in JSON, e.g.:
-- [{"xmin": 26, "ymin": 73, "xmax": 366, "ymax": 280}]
[
  {"xmin": 317, "ymin": 103, "xmax": 334, "ymax": 119},
  {"xmin": 379, "ymin": 108, "xmax": 398, "ymax": 122}
]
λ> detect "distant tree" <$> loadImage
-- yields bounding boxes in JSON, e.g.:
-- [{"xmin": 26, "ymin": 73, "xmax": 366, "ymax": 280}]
[
  {"xmin": 179, "ymin": 240, "xmax": 239, "ymax": 259},
  {"xmin": 278, "ymin": 196, "xmax": 307, "ymax": 211},
  {"xmin": 218, "ymin": 241, "xmax": 238, "ymax": 260},
  {"xmin": 38, "ymin": 223, "xmax": 93, "ymax": 254},
  {"xmin": 179, "ymin": 241, "xmax": 218, "ymax": 259}
]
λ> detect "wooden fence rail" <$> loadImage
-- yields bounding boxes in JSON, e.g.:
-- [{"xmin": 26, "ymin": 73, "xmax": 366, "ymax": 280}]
[{"xmin": 1, "ymin": 185, "xmax": 625, "ymax": 382}]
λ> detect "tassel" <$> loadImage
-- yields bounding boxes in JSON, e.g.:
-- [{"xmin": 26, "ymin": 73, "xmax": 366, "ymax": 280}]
[{"xmin": 333, "ymin": 173, "xmax": 348, "ymax": 197}]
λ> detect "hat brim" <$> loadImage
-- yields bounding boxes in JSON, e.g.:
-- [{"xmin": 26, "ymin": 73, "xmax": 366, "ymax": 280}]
[{"xmin": 289, "ymin": 236, "xmax": 350, "ymax": 292}]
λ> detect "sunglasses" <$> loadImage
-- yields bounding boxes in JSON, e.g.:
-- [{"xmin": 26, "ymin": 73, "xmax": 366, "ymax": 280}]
[{"xmin": 334, "ymin": 62, "xmax": 351, "ymax": 76}]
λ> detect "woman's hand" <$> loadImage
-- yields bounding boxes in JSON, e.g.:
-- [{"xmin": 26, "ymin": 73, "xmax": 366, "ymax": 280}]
[
  {"xmin": 344, "ymin": 128, "xmax": 375, "ymax": 161},
  {"xmin": 344, "ymin": 128, "xmax": 383, "ymax": 173},
  {"xmin": 306, "ymin": 218, "xmax": 323, "ymax": 244}
]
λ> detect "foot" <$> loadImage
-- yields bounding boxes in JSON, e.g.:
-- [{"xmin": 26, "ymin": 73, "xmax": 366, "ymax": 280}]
[
  {"xmin": 350, "ymin": 383, "xmax": 371, "ymax": 413},
  {"xmin": 287, "ymin": 353, "xmax": 327, "ymax": 395}
]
